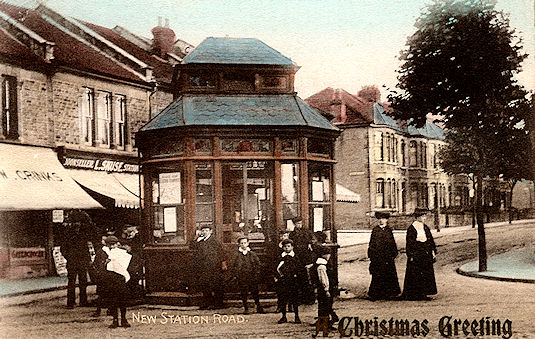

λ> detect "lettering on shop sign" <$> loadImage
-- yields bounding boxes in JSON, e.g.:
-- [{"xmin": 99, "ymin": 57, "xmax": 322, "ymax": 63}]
[
  {"xmin": 63, "ymin": 157, "xmax": 139, "ymax": 173},
  {"xmin": 10, "ymin": 248, "xmax": 46, "ymax": 263},
  {"xmin": 0, "ymin": 169, "xmax": 63, "ymax": 181}
]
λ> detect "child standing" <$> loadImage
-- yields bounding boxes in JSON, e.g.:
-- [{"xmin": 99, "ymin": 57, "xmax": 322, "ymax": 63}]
[
  {"xmin": 310, "ymin": 232, "xmax": 339, "ymax": 330},
  {"xmin": 232, "ymin": 237, "xmax": 264, "ymax": 314},
  {"xmin": 275, "ymin": 239, "xmax": 301, "ymax": 324},
  {"xmin": 102, "ymin": 236, "xmax": 132, "ymax": 328}
]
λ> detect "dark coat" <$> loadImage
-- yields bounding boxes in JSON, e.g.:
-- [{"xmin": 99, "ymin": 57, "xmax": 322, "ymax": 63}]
[
  {"xmin": 191, "ymin": 235, "xmax": 224, "ymax": 290},
  {"xmin": 232, "ymin": 249, "xmax": 261, "ymax": 286},
  {"xmin": 402, "ymin": 223, "xmax": 437, "ymax": 298},
  {"xmin": 89, "ymin": 246, "xmax": 109, "ymax": 294},
  {"xmin": 60, "ymin": 227, "xmax": 91, "ymax": 270},
  {"xmin": 367, "ymin": 225, "xmax": 401, "ymax": 299},
  {"xmin": 289, "ymin": 227, "xmax": 314, "ymax": 264},
  {"xmin": 275, "ymin": 253, "xmax": 301, "ymax": 302}
]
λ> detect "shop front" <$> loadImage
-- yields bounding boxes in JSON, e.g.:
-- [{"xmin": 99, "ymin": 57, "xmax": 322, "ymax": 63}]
[
  {"xmin": 57, "ymin": 147, "xmax": 141, "ymax": 233},
  {"xmin": 0, "ymin": 143, "xmax": 102, "ymax": 279},
  {"xmin": 136, "ymin": 37, "xmax": 340, "ymax": 301}
]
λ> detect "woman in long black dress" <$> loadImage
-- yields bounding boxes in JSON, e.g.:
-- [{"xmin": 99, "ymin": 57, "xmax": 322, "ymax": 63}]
[
  {"xmin": 402, "ymin": 209, "xmax": 437, "ymax": 300},
  {"xmin": 367, "ymin": 211, "xmax": 401, "ymax": 300}
]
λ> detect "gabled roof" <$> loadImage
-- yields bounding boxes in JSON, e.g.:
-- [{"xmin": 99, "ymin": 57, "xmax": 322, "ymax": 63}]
[
  {"xmin": 183, "ymin": 37, "xmax": 294, "ymax": 66},
  {"xmin": 306, "ymin": 87, "xmax": 445, "ymax": 140},
  {"xmin": 81, "ymin": 21, "xmax": 174, "ymax": 83},
  {"xmin": 373, "ymin": 103, "xmax": 401, "ymax": 131},
  {"xmin": 407, "ymin": 119, "xmax": 445, "ymax": 139},
  {"xmin": 0, "ymin": 2, "xmax": 189, "ymax": 85},
  {"xmin": 140, "ymin": 94, "xmax": 337, "ymax": 132}
]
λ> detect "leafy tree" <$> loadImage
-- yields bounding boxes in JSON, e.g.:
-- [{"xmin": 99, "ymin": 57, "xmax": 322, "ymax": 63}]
[{"xmin": 388, "ymin": 0, "xmax": 531, "ymax": 271}]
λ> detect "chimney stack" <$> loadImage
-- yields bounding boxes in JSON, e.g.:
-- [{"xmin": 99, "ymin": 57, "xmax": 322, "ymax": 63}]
[{"xmin": 151, "ymin": 17, "xmax": 175, "ymax": 59}]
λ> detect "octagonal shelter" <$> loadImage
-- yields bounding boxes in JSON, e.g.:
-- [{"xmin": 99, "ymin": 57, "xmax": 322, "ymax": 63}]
[{"xmin": 136, "ymin": 37, "xmax": 340, "ymax": 303}]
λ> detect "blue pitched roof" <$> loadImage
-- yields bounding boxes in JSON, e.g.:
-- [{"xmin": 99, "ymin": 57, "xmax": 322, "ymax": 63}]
[
  {"xmin": 407, "ymin": 120, "xmax": 445, "ymax": 140},
  {"xmin": 140, "ymin": 94, "xmax": 337, "ymax": 132},
  {"xmin": 373, "ymin": 103, "xmax": 400, "ymax": 130},
  {"xmin": 372, "ymin": 103, "xmax": 445, "ymax": 140},
  {"xmin": 183, "ymin": 37, "xmax": 294, "ymax": 65}
]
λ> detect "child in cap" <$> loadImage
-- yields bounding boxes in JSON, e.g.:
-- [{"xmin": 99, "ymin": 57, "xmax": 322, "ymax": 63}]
[
  {"xmin": 275, "ymin": 239, "xmax": 301, "ymax": 324},
  {"xmin": 232, "ymin": 236, "xmax": 264, "ymax": 314}
]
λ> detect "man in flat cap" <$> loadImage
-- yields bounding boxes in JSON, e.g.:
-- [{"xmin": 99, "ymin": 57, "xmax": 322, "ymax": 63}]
[
  {"xmin": 191, "ymin": 225, "xmax": 227, "ymax": 309},
  {"xmin": 367, "ymin": 211, "xmax": 401, "ymax": 300}
]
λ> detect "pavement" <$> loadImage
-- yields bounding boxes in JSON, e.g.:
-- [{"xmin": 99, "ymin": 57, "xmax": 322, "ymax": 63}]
[{"xmin": 1, "ymin": 218, "xmax": 534, "ymax": 298}]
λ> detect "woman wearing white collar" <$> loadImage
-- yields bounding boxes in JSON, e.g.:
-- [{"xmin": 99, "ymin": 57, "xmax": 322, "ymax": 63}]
[{"xmin": 401, "ymin": 208, "xmax": 437, "ymax": 301}]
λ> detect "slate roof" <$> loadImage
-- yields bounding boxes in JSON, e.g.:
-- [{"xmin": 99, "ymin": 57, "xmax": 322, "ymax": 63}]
[
  {"xmin": 373, "ymin": 103, "xmax": 400, "ymax": 130},
  {"xmin": 306, "ymin": 87, "xmax": 445, "ymax": 140},
  {"xmin": 81, "ymin": 21, "xmax": 174, "ymax": 83},
  {"xmin": 0, "ymin": 28, "xmax": 44, "ymax": 64},
  {"xmin": 140, "ymin": 94, "xmax": 337, "ymax": 132},
  {"xmin": 183, "ymin": 37, "xmax": 294, "ymax": 65}
]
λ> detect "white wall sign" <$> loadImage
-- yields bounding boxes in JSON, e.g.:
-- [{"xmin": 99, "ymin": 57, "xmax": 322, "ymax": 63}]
[
  {"xmin": 159, "ymin": 172, "xmax": 181, "ymax": 204},
  {"xmin": 52, "ymin": 210, "xmax": 64, "ymax": 223}
]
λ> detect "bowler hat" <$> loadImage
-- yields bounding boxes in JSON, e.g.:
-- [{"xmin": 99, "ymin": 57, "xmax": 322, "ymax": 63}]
[
  {"xmin": 374, "ymin": 211, "xmax": 390, "ymax": 219},
  {"xmin": 200, "ymin": 224, "xmax": 213, "ymax": 230}
]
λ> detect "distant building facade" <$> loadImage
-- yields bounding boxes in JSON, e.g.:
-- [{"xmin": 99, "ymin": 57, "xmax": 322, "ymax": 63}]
[
  {"xmin": 0, "ymin": 2, "xmax": 192, "ymax": 279},
  {"xmin": 306, "ymin": 88, "xmax": 471, "ymax": 229}
]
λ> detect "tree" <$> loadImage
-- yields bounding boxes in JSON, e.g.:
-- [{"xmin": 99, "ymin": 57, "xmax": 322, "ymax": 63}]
[{"xmin": 388, "ymin": 0, "xmax": 531, "ymax": 271}]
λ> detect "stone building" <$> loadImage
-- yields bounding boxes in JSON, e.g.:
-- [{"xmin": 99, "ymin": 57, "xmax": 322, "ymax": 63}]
[
  {"xmin": 0, "ymin": 2, "xmax": 192, "ymax": 279},
  {"xmin": 306, "ymin": 87, "xmax": 471, "ymax": 230}
]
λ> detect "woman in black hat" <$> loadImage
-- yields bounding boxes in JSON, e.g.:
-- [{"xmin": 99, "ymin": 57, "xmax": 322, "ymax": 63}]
[
  {"xmin": 401, "ymin": 208, "xmax": 437, "ymax": 300},
  {"xmin": 367, "ymin": 211, "xmax": 401, "ymax": 300}
]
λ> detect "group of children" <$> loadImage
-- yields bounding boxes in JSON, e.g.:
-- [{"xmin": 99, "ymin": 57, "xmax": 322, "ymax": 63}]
[{"xmin": 234, "ymin": 230, "xmax": 338, "ymax": 327}]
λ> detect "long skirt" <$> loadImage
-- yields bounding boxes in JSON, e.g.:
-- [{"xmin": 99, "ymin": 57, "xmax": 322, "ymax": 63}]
[
  {"xmin": 368, "ymin": 260, "xmax": 401, "ymax": 299},
  {"xmin": 402, "ymin": 252, "xmax": 437, "ymax": 298}
]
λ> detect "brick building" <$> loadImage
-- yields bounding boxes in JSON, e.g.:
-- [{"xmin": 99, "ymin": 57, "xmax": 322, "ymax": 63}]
[
  {"xmin": 0, "ymin": 2, "xmax": 192, "ymax": 279},
  {"xmin": 306, "ymin": 87, "xmax": 471, "ymax": 230}
]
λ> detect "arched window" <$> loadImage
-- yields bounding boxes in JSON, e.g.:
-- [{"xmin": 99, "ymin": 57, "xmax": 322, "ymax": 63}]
[
  {"xmin": 394, "ymin": 138, "xmax": 398, "ymax": 164},
  {"xmin": 376, "ymin": 179, "xmax": 385, "ymax": 208},
  {"xmin": 409, "ymin": 141, "xmax": 417, "ymax": 167},
  {"xmin": 401, "ymin": 181, "xmax": 407, "ymax": 213}
]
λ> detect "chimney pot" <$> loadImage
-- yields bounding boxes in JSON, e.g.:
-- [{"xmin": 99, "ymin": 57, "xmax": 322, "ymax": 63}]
[{"xmin": 165, "ymin": 18, "xmax": 169, "ymax": 28}]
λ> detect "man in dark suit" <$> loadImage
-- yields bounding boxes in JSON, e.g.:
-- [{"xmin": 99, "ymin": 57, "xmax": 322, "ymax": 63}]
[
  {"xmin": 60, "ymin": 209, "xmax": 93, "ymax": 309},
  {"xmin": 191, "ymin": 225, "xmax": 227, "ymax": 309}
]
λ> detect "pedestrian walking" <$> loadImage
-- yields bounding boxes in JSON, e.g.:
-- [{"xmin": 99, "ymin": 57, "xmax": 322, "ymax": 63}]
[
  {"xmin": 402, "ymin": 208, "xmax": 437, "ymax": 301},
  {"xmin": 60, "ymin": 209, "xmax": 93, "ymax": 309},
  {"xmin": 275, "ymin": 239, "xmax": 301, "ymax": 324},
  {"xmin": 367, "ymin": 211, "xmax": 401, "ymax": 300},
  {"xmin": 191, "ymin": 225, "xmax": 227, "ymax": 310},
  {"xmin": 232, "ymin": 236, "xmax": 264, "ymax": 314}
]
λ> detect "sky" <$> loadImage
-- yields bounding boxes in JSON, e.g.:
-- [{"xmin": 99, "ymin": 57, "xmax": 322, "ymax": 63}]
[{"xmin": 6, "ymin": 0, "xmax": 535, "ymax": 99}]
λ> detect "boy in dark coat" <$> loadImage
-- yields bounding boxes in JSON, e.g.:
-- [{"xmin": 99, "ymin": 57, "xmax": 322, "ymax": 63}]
[
  {"xmin": 289, "ymin": 216, "xmax": 315, "ymax": 305},
  {"xmin": 310, "ymin": 231, "xmax": 339, "ymax": 330},
  {"xmin": 191, "ymin": 225, "xmax": 227, "ymax": 310},
  {"xmin": 275, "ymin": 239, "xmax": 301, "ymax": 324},
  {"xmin": 367, "ymin": 211, "xmax": 401, "ymax": 300},
  {"xmin": 232, "ymin": 236, "xmax": 264, "ymax": 314}
]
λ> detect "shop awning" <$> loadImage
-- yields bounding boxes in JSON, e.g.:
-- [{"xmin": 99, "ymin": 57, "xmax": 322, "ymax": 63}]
[
  {"xmin": 336, "ymin": 183, "xmax": 360, "ymax": 203},
  {"xmin": 0, "ymin": 143, "xmax": 103, "ymax": 211},
  {"xmin": 67, "ymin": 169, "xmax": 140, "ymax": 209}
]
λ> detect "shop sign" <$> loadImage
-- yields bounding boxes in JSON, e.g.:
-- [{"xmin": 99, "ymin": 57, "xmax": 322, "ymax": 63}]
[
  {"xmin": 10, "ymin": 248, "xmax": 46, "ymax": 263},
  {"xmin": 52, "ymin": 209, "xmax": 64, "ymax": 223},
  {"xmin": 63, "ymin": 157, "xmax": 139, "ymax": 173}
]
